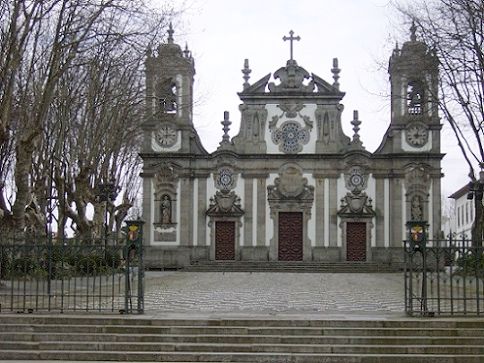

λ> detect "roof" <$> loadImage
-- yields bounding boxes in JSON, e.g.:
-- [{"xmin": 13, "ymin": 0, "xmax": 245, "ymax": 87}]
[{"xmin": 449, "ymin": 183, "xmax": 470, "ymax": 199}]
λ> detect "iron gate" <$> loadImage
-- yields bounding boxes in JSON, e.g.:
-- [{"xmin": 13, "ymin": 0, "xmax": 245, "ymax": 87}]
[
  {"xmin": 404, "ymin": 235, "xmax": 484, "ymax": 316},
  {"xmin": 0, "ymin": 222, "xmax": 144, "ymax": 314}
]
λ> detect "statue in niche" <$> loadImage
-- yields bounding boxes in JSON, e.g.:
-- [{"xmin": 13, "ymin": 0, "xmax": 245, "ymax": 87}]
[
  {"xmin": 160, "ymin": 194, "xmax": 172, "ymax": 224},
  {"xmin": 411, "ymin": 195, "xmax": 423, "ymax": 220}
]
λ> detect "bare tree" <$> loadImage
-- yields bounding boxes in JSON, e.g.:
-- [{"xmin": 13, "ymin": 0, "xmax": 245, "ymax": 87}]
[
  {"xmin": 0, "ymin": 0, "xmax": 173, "ymax": 240},
  {"xmin": 395, "ymin": 0, "xmax": 484, "ymax": 246}
]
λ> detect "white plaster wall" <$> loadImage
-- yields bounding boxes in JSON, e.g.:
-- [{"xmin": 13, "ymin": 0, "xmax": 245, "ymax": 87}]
[
  {"xmin": 192, "ymin": 178, "xmax": 198, "ymax": 246},
  {"xmin": 428, "ymin": 180, "xmax": 433, "ymax": 242},
  {"xmin": 206, "ymin": 174, "xmax": 216, "ymax": 246},
  {"xmin": 384, "ymin": 178, "xmax": 390, "ymax": 248},
  {"xmin": 402, "ymin": 183, "xmax": 407, "ymax": 242},
  {"xmin": 233, "ymin": 176, "xmax": 245, "ymax": 246},
  {"xmin": 265, "ymin": 173, "xmax": 277, "ymax": 246},
  {"xmin": 264, "ymin": 103, "xmax": 318, "ymax": 154},
  {"xmin": 252, "ymin": 178, "xmax": 257, "ymax": 247},
  {"xmin": 454, "ymin": 193, "xmax": 474, "ymax": 236},
  {"xmin": 336, "ymin": 174, "xmax": 345, "ymax": 247},
  {"xmin": 303, "ymin": 173, "xmax": 316, "ymax": 247},
  {"xmin": 323, "ymin": 178, "xmax": 330, "ymax": 247},
  {"xmin": 367, "ymin": 174, "xmax": 377, "ymax": 248}
]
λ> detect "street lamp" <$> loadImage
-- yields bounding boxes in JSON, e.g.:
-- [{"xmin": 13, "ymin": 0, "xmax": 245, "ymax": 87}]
[
  {"xmin": 95, "ymin": 178, "xmax": 119, "ymax": 246},
  {"xmin": 466, "ymin": 170, "xmax": 484, "ymax": 247}
]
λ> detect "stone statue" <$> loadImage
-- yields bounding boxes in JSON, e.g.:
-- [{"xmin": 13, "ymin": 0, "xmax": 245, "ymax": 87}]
[
  {"xmin": 161, "ymin": 195, "xmax": 171, "ymax": 224},
  {"xmin": 411, "ymin": 195, "xmax": 423, "ymax": 220}
]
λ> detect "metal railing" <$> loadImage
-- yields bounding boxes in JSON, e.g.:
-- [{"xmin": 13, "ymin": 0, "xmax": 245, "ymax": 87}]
[
  {"xmin": 404, "ymin": 235, "xmax": 483, "ymax": 316},
  {"xmin": 0, "ymin": 238, "xmax": 143, "ymax": 314}
]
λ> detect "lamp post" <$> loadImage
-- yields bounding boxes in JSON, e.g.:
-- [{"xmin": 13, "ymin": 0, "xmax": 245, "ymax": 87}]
[
  {"xmin": 95, "ymin": 178, "xmax": 119, "ymax": 247},
  {"xmin": 467, "ymin": 170, "xmax": 484, "ymax": 247}
]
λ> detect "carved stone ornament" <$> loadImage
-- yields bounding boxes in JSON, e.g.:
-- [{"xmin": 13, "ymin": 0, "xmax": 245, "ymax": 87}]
[
  {"xmin": 268, "ymin": 165, "xmax": 314, "ymax": 200},
  {"xmin": 268, "ymin": 60, "xmax": 315, "ymax": 93},
  {"xmin": 154, "ymin": 163, "xmax": 177, "ymax": 200},
  {"xmin": 405, "ymin": 164, "xmax": 430, "ymax": 195},
  {"xmin": 206, "ymin": 191, "xmax": 244, "ymax": 217},
  {"xmin": 271, "ymin": 121, "xmax": 310, "ymax": 154},
  {"xmin": 338, "ymin": 192, "xmax": 375, "ymax": 217},
  {"xmin": 344, "ymin": 166, "xmax": 368, "ymax": 195},
  {"xmin": 214, "ymin": 166, "xmax": 237, "ymax": 191}
]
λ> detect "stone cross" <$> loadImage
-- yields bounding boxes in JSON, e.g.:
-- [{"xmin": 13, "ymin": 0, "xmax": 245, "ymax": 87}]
[{"xmin": 283, "ymin": 30, "xmax": 300, "ymax": 60}]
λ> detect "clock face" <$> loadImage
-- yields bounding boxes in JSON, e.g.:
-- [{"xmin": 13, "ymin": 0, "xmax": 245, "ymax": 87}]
[
  {"xmin": 406, "ymin": 124, "xmax": 428, "ymax": 147},
  {"xmin": 156, "ymin": 124, "xmax": 177, "ymax": 147}
]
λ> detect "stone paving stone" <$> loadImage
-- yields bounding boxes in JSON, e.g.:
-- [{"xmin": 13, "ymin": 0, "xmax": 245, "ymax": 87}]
[{"xmin": 143, "ymin": 271, "xmax": 405, "ymax": 314}]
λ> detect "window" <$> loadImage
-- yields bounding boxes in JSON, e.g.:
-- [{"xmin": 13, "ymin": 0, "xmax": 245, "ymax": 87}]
[
  {"xmin": 457, "ymin": 206, "xmax": 461, "ymax": 227},
  {"xmin": 407, "ymin": 81, "xmax": 424, "ymax": 115}
]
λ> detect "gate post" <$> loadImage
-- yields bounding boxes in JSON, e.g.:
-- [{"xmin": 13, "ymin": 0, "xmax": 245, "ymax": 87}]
[
  {"xmin": 125, "ymin": 219, "xmax": 145, "ymax": 314},
  {"xmin": 406, "ymin": 220, "xmax": 429, "ymax": 316}
]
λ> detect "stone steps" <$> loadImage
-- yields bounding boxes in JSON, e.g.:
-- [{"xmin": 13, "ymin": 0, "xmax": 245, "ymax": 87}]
[
  {"xmin": 0, "ymin": 315, "xmax": 483, "ymax": 362},
  {"xmin": 184, "ymin": 261, "xmax": 402, "ymax": 273}
]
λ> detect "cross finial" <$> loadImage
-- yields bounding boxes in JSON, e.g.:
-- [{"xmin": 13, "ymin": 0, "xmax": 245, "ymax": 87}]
[
  {"xmin": 283, "ymin": 30, "xmax": 300, "ymax": 61},
  {"xmin": 410, "ymin": 21, "xmax": 417, "ymax": 42},
  {"xmin": 167, "ymin": 22, "xmax": 174, "ymax": 43}
]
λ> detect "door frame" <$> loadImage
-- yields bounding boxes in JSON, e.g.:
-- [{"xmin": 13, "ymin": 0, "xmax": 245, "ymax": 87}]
[
  {"xmin": 208, "ymin": 217, "xmax": 242, "ymax": 261},
  {"xmin": 277, "ymin": 211, "xmax": 304, "ymax": 261},
  {"xmin": 340, "ymin": 217, "xmax": 373, "ymax": 262}
]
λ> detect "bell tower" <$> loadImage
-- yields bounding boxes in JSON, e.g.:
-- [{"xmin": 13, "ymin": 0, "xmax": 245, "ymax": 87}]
[
  {"xmin": 377, "ymin": 23, "xmax": 440, "ymax": 154},
  {"xmin": 142, "ymin": 24, "xmax": 206, "ymax": 155}
]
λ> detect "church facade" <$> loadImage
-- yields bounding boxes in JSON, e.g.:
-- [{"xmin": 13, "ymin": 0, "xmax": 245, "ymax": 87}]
[{"xmin": 140, "ymin": 26, "xmax": 443, "ymax": 268}]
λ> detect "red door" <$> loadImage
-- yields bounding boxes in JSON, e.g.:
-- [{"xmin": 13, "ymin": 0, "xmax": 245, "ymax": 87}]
[
  {"xmin": 278, "ymin": 212, "xmax": 303, "ymax": 261},
  {"xmin": 215, "ymin": 221, "xmax": 235, "ymax": 260},
  {"xmin": 346, "ymin": 222, "xmax": 366, "ymax": 261}
]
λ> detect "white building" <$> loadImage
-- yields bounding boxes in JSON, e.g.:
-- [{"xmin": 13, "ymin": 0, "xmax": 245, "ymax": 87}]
[{"xmin": 449, "ymin": 184, "xmax": 474, "ymax": 237}]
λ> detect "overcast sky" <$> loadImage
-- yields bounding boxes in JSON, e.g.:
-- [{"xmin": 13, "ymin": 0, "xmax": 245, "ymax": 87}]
[{"xmin": 161, "ymin": 0, "xmax": 468, "ymax": 199}]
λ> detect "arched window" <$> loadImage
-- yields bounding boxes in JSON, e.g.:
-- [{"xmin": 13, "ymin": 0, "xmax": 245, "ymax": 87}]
[
  {"xmin": 158, "ymin": 79, "xmax": 177, "ymax": 113},
  {"xmin": 407, "ymin": 81, "xmax": 424, "ymax": 115}
]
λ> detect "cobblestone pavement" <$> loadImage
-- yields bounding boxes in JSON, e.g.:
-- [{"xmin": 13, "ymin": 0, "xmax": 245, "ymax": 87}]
[{"xmin": 143, "ymin": 271, "xmax": 405, "ymax": 314}]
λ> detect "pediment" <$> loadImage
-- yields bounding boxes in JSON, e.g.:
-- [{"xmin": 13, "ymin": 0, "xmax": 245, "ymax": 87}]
[
  {"xmin": 311, "ymin": 73, "xmax": 344, "ymax": 95},
  {"xmin": 240, "ymin": 73, "xmax": 271, "ymax": 94}
]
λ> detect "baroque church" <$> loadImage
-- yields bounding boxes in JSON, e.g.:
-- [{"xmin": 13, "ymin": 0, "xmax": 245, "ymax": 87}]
[{"xmin": 140, "ymin": 25, "xmax": 442, "ymax": 268}]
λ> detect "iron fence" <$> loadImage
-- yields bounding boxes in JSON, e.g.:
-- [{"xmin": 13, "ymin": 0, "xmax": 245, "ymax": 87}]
[
  {"xmin": 404, "ymin": 235, "xmax": 484, "ymax": 316},
  {"xmin": 0, "ymin": 238, "xmax": 143, "ymax": 314}
]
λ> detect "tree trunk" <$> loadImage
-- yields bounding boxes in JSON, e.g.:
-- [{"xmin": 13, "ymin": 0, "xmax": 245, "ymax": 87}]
[{"xmin": 11, "ymin": 137, "xmax": 35, "ymax": 239}]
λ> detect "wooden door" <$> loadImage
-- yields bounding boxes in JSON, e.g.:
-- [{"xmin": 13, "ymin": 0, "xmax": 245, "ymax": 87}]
[
  {"xmin": 215, "ymin": 221, "xmax": 235, "ymax": 260},
  {"xmin": 346, "ymin": 222, "xmax": 366, "ymax": 261},
  {"xmin": 278, "ymin": 212, "xmax": 303, "ymax": 261}
]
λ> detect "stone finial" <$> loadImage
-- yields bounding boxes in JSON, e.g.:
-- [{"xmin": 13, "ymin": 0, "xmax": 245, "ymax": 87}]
[
  {"xmin": 220, "ymin": 111, "xmax": 232, "ymax": 147},
  {"xmin": 350, "ymin": 110, "xmax": 364, "ymax": 149},
  {"xmin": 242, "ymin": 59, "xmax": 251, "ymax": 90},
  {"xmin": 183, "ymin": 43, "xmax": 191, "ymax": 58},
  {"xmin": 410, "ymin": 21, "xmax": 417, "ymax": 42},
  {"xmin": 331, "ymin": 58, "xmax": 341, "ymax": 89},
  {"xmin": 167, "ymin": 22, "xmax": 174, "ymax": 44}
]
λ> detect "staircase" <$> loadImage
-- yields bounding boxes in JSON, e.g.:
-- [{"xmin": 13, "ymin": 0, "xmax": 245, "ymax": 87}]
[
  {"xmin": 0, "ymin": 315, "xmax": 483, "ymax": 362},
  {"xmin": 185, "ymin": 261, "xmax": 402, "ymax": 273}
]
